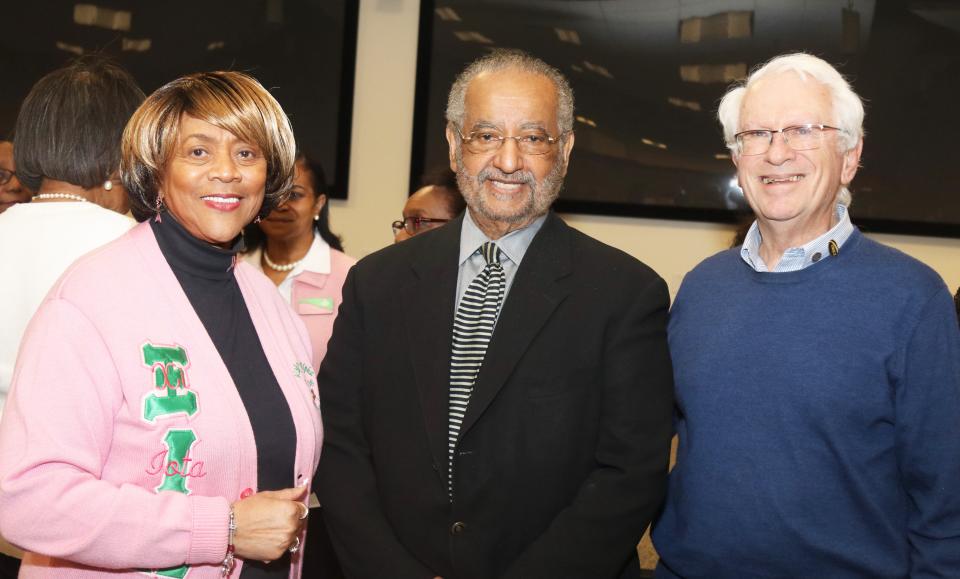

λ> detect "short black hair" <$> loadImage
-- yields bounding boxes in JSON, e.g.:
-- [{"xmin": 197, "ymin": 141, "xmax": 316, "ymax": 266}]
[
  {"xmin": 297, "ymin": 154, "xmax": 344, "ymax": 252},
  {"xmin": 14, "ymin": 55, "xmax": 145, "ymax": 193},
  {"xmin": 418, "ymin": 165, "xmax": 466, "ymax": 217}
]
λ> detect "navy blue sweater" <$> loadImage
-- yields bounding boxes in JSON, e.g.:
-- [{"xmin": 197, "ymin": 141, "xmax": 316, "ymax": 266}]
[{"xmin": 653, "ymin": 229, "xmax": 960, "ymax": 578}]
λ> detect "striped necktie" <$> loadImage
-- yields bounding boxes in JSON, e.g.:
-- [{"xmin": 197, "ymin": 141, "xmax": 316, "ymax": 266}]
[{"xmin": 448, "ymin": 242, "xmax": 505, "ymax": 494}]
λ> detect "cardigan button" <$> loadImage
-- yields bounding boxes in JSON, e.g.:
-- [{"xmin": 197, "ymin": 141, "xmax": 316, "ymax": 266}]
[{"xmin": 450, "ymin": 521, "xmax": 466, "ymax": 535}]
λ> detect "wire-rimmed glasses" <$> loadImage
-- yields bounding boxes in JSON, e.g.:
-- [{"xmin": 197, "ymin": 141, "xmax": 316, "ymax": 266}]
[
  {"xmin": 734, "ymin": 124, "xmax": 844, "ymax": 156},
  {"xmin": 391, "ymin": 216, "xmax": 450, "ymax": 237},
  {"xmin": 456, "ymin": 127, "xmax": 567, "ymax": 156}
]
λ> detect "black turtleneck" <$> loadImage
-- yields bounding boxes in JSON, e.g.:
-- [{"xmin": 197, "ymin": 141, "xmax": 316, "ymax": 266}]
[{"xmin": 151, "ymin": 213, "xmax": 295, "ymax": 577}]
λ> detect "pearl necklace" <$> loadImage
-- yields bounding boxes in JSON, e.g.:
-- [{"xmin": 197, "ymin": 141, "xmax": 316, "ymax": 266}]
[
  {"xmin": 33, "ymin": 192, "xmax": 89, "ymax": 203},
  {"xmin": 263, "ymin": 250, "xmax": 305, "ymax": 272}
]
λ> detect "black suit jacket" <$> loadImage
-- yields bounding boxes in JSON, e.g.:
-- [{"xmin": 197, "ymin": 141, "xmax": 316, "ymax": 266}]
[{"xmin": 316, "ymin": 212, "xmax": 674, "ymax": 579}]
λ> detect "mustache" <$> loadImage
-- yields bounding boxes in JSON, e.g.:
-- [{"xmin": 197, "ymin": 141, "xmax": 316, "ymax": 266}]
[{"xmin": 475, "ymin": 167, "xmax": 536, "ymax": 187}]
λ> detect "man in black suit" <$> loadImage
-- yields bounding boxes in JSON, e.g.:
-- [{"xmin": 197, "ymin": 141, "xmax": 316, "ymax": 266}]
[{"xmin": 316, "ymin": 49, "xmax": 674, "ymax": 579}]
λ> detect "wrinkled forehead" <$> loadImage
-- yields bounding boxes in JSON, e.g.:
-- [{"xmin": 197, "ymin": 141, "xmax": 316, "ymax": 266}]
[
  {"xmin": 462, "ymin": 69, "xmax": 560, "ymax": 131},
  {"xmin": 740, "ymin": 71, "xmax": 833, "ymax": 127}
]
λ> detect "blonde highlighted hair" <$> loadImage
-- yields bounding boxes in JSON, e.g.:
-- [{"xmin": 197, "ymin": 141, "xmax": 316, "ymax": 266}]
[{"xmin": 121, "ymin": 71, "xmax": 296, "ymax": 221}]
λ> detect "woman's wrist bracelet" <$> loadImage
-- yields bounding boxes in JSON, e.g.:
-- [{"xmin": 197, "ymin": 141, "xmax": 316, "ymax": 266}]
[{"xmin": 220, "ymin": 506, "xmax": 237, "ymax": 576}]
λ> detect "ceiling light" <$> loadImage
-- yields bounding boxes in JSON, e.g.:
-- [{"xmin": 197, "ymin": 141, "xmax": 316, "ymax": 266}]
[
  {"xmin": 641, "ymin": 138, "xmax": 668, "ymax": 149},
  {"xmin": 680, "ymin": 63, "xmax": 747, "ymax": 84},
  {"xmin": 680, "ymin": 11, "xmax": 752, "ymax": 44},
  {"xmin": 435, "ymin": 7, "xmax": 461, "ymax": 22},
  {"xmin": 583, "ymin": 61, "xmax": 613, "ymax": 79},
  {"xmin": 73, "ymin": 4, "xmax": 131, "ymax": 31},
  {"xmin": 554, "ymin": 28, "xmax": 581, "ymax": 45},
  {"xmin": 55, "ymin": 41, "xmax": 84, "ymax": 55},
  {"xmin": 122, "ymin": 38, "xmax": 151, "ymax": 52},
  {"xmin": 575, "ymin": 115, "xmax": 597, "ymax": 128},
  {"xmin": 453, "ymin": 31, "xmax": 494, "ymax": 44},
  {"xmin": 667, "ymin": 97, "xmax": 702, "ymax": 112}
]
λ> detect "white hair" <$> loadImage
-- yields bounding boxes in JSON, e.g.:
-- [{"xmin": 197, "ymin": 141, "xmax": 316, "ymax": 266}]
[{"xmin": 717, "ymin": 53, "xmax": 864, "ymax": 206}]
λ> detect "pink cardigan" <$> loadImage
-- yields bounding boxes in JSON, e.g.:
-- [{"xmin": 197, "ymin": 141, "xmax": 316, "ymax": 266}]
[
  {"xmin": 0, "ymin": 222, "xmax": 322, "ymax": 578},
  {"xmin": 290, "ymin": 249, "xmax": 356, "ymax": 369}
]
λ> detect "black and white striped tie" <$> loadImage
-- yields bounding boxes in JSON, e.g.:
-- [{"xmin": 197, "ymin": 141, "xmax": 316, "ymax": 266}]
[{"xmin": 448, "ymin": 242, "xmax": 505, "ymax": 493}]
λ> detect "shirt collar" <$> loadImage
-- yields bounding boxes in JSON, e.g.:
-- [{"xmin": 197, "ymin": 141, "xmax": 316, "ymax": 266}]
[
  {"xmin": 292, "ymin": 233, "xmax": 331, "ymax": 276},
  {"xmin": 459, "ymin": 209, "xmax": 547, "ymax": 266},
  {"xmin": 244, "ymin": 233, "xmax": 331, "ymax": 277},
  {"xmin": 740, "ymin": 203, "xmax": 854, "ymax": 273}
]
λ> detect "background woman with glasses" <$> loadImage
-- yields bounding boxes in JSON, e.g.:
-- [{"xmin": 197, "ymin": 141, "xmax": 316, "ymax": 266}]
[
  {"xmin": 244, "ymin": 152, "xmax": 355, "ymax": 370},
  {"xmin": 0, "ymin": 138, "xmax": 31, "ymax": 214},
  {"xmin": 393, "ymin": 166, "xmax": 465, "ymax": 242}
]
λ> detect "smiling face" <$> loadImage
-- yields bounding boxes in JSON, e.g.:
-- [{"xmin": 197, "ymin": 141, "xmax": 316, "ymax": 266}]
[
  {"xmin": 734, "ymin": 71, "xmax": 862, "ymax": 242},
  {"xmin": 258, "ymin": 158, "xmax": 324, "ymax": 244},
  {"xmin": 446, "ymin": 68, "xmax": 574, "ymax": 238},
  {"xmin": 161, "ymin": 114, "xmax": 267, "ymax": 247}
]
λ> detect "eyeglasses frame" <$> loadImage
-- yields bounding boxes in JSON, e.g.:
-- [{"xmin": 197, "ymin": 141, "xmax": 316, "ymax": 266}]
[
  {"xmin": 455, "ymin": 126, "xmax": 569, "ymax": 156},
  {"xmin": 733, "ymin": 124, "xmax": 845, "ymax": 156},
  {"xmin": 391, "ymin": 215, "xmax": 451, "ymax": 236}
]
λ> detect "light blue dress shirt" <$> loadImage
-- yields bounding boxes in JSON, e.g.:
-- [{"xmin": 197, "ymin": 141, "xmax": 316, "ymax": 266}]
[
  {"xmin": 740, "ymin": 204, "xmax": 855, "ymax": 272},
  {"xmin": 455, "ymin": 210, "xmax": 546, "ymax": 309}
]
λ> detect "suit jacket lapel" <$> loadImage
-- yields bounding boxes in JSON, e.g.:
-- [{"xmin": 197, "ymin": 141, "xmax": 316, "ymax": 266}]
[
  {"xmin": 460, "ymin": 213, "xmax": 573, "ymax": 437},
  {"xmin": 401, "ymin": 217, "xmax": 462, "ymax": 480}
]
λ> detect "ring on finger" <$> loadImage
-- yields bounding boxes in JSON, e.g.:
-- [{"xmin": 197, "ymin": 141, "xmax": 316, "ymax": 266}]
[{"xmin": 288, "ymin": 536, "xmax": 300, "ymax": 553}]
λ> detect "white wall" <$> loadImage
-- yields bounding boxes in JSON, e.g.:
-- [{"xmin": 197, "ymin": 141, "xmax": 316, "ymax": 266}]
[{"xmin": 334, "ymin": 0, "xmax": 960, "ymax": 298}]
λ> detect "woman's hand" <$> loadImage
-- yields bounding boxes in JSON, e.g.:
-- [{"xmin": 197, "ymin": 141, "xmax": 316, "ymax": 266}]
[{"xmin": 232, "ymin": 485, "xmax": 308, "ymax": 562}]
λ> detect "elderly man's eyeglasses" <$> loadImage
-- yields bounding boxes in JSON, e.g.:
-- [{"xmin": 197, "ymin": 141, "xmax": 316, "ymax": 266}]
[
  {"xmin": 0, "ymin": 168, "xmax": 15, "ymax": 186},
  {"xmin": 734, "ymin": 124, "xmax": 844, "ymax": 156},
  {"xmin": 392, "ymin": 216, "xmax": 450, "ymax": 236},
  {"xmin": 457, "ymin": 127, "xmax": 567, "ymax": 156}
]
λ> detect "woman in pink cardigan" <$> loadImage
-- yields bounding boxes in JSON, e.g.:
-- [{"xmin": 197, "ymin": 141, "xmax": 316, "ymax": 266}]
[{"xmin": 0, "ymin": 72, "xmax": 321, "ymax": 578}]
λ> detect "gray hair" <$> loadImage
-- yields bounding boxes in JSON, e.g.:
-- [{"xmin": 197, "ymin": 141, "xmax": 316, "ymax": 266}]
[
  {"xmin": 717, "ymin": 53, "xmax": 864, "ymax": 206},
  {"xmin": 446, "ymin": 49, "xmax": 574, "ymax": 136}
]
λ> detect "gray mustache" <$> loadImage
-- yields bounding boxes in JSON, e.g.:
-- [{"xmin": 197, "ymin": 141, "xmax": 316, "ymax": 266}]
[{"xmin": 476, "ymin": 168, "xmax": 535, "ymax": 186}]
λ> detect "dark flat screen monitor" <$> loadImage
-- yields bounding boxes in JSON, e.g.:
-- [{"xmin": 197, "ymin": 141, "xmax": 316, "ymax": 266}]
[
  {"xmin": 412, "ymin": 0, "xmax": 960, "ymax": 237},
  {"xmin": 1, "ymin": 0, "xmax": 358, "ymax": 199}
]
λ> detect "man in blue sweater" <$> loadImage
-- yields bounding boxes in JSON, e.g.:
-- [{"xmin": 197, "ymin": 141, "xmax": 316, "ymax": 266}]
[{"xmin": 652, "ymin": 53, "xmax": 960, "ymax": 578}]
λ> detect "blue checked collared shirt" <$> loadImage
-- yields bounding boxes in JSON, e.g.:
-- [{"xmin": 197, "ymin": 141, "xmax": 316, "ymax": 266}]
[{"xmin": 740, "ymin": 204, "xmax": 854, "ymax": 273}]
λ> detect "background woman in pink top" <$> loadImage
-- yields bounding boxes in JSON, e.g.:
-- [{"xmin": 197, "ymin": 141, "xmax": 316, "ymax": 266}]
[
  {"xmin": 244, "ymin": 153, "xmax": 356, "ymax": 370},
  {"xmin": 0, "ymin": 71, "xmax": 321, "ymax": 578}
]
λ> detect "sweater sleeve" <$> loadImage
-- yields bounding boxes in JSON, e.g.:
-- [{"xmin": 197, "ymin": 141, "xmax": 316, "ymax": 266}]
[
  {"xmin": 894, "ymin": 288, "xmax": 960, "ymax": 578},
  {"xmin": 0, "ymin": 298, "xmax": 229, "ymax": 569}
]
